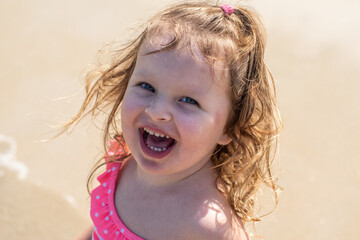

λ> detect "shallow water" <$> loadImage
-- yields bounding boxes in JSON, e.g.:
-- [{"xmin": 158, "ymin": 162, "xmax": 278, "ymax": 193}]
[{"xmin": 1, "ymin": 0, "xmax": 359, "ymax": 239}]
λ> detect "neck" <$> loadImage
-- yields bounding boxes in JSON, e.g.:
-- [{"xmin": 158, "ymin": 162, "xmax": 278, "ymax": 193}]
[{"xmin": 131, "ymin": 158, "xmax": 216, "ymax": 192}]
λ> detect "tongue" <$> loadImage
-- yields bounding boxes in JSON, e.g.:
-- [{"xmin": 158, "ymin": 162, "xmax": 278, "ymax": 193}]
[{"xmin": 146, "ymin": 134, "xmax": 174, "ymax": 148}]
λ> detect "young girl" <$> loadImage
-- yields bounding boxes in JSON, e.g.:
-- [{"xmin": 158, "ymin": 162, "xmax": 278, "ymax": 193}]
[{"xmin": 70, "ymin": 1, "xmax": 282, "ymax": 239}]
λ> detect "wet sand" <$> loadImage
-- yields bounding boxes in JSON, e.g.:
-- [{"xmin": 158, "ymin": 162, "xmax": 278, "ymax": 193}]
[
  {"xmin": 0, "ymin": 172, "xmax": 89, "ymax": 239},
  {"xmin": 1, "ymin": 0, "xmax": 359, "ymax": 239}
]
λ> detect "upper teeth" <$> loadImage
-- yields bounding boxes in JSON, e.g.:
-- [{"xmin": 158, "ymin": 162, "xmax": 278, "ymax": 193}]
[{"xmin": 144, "ymin": 128, "xmax": 170, "ymax": 138}]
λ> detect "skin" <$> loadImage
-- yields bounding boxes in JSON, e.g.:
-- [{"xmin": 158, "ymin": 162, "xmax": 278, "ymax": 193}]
[
  {"xmin": 79, "ymin": 35, "xmax": 249, "ymax": 239},
  {"xmin": 114, "ymin": 35, "xmax": 247, "ymax": 239},
  {"xmin": 120, "ymin": 36, "xmax": 232, "ymax": 184}
]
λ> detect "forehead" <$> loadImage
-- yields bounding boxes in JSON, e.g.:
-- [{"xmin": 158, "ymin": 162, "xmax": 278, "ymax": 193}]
[
  {"xmin": 139, "ymin": 33, "xmax": 205, "ymax": 63},
  {"xmin": 138, "ymin": 33, "xmax": 230, "ymax": 87}
]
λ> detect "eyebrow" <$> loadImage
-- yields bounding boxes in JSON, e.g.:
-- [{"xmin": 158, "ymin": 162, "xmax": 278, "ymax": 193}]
[{"xmin": 132, "ymin": 69, "xmax": 153, "ymax": 78}]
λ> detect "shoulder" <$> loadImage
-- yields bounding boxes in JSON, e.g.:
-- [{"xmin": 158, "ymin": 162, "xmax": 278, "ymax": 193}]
[
  {"xmin": 189, "ymin": 213, "xmax": 249, "ymax": 240},
  {"xmin": 182, "ymin": 199, "xmax": 249, "ymax": 240}
]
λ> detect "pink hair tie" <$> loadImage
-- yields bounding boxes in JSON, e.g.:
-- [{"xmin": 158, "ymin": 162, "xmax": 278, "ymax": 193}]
[{"xmin": 221, "ymin": 4, "xmax": 234, "ymax": 15}]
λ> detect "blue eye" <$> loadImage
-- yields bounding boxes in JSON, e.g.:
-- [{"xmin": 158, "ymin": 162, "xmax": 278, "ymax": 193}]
[
  {"xmin": 179, "ymin": 97, "xmax": 198, "ymax": 105},
  {"xmin": 139, "ymin": 82, "xmax": 155, "ymax": 92}
]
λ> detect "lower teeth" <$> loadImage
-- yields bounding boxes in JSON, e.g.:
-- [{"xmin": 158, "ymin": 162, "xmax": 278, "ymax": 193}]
[{"xmin": 147, "ymin": 145, "xmax": 167, "ymax": 152}]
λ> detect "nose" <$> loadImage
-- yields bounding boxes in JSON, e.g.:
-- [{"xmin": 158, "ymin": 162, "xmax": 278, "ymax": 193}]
[{"xmin": 144, "ymin": 95, "xmax": 172, "ymax": 122}]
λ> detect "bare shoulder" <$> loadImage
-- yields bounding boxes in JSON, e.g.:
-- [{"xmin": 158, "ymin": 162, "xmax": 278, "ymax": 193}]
[{"xmin": 182, "ymin": 198, "xmax": 249, "ymax": 240}]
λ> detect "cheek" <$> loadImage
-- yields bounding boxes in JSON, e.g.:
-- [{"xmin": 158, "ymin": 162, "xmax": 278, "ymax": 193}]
[
  {"xmin": 176, "ymin": 111, "xmax": 216, "ymax": 137},
  {"xmin": 179, "ymin": 110, "xmax": 229, "ymax": 146},
  {"xmin": 214, "ymin": 109, "xmax": 229, "ymax": 128},
  {"xmin": 120, "ymin": 93, "xmax": 145, "ymax": 145},
  {"xmin": 121, "ymin": 92, "xmax": 145, "ymax": 120},
  {"xmin": 120, "ymin": 95, "xmax": 142, "ymax": 137}
]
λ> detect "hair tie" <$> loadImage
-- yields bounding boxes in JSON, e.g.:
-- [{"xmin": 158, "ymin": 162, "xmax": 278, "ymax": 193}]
[{"xmin": 221, "ymin": 4, "xmax": 234, "ymax": 15}]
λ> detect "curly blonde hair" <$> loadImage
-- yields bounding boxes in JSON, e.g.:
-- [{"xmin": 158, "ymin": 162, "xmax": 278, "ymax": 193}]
[{"xmin": 64, "ymin": 1, "xmax": 282, "ymax": 223}]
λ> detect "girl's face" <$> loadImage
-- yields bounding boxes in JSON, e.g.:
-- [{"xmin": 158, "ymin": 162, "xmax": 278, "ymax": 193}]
[{"xmin": 121, "ymin": 37, "xmax": 231, "ymax": 179}]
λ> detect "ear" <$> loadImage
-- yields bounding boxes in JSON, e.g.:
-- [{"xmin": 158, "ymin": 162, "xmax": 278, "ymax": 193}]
[{"xmin": 217, "ymin": 132, "xmax": 232, "ymax": 146}]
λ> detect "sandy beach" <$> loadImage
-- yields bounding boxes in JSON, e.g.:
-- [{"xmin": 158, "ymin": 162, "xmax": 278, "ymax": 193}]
[{"xmin": 1, "ymin": 0, "xmax": 359, "ymax": 239}]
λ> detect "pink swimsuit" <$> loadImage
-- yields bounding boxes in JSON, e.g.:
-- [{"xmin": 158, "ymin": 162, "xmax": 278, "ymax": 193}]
[{"xmin": 90, "ymin": 141, "xmax": 144, "ymax": 240}]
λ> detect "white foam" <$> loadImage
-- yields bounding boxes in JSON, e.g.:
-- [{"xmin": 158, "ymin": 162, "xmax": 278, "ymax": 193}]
[
  {"xmin": 0, "ymin": 134, "xmax": 28, "ymax": 180},
  {"xmin": 63, "ymin": 194, "xmax": 77, "ymax": 207}
]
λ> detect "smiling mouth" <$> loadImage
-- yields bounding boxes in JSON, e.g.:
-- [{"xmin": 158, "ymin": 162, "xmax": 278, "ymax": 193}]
[{"xmin": 140, "ymin": 127, "xmax": 176, "ymax": 154}]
